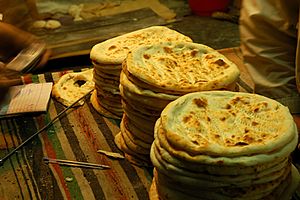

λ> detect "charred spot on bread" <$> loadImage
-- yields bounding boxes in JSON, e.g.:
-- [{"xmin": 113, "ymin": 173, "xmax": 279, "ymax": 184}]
[
  {"xmin": 243, "ymin": 134, "xmax": 254, "ymax": 143},
  {"xmin": 254, "ymin": 102, "xmax": 269, "ymax": 113},
  {"xmin": 214, "ymin": 134, "xmax": 220, "ymax": 139},
  {"xmin": 183, "ymin": 115, "xmax": 192, "ymax": 123},
  {"xmin": 220, "ymin": 117, "xmax": 226, "ymax": 121},
  {"xmin": 252, "ymin": 121, "xmax": 259, "ymax": 126},
  {"xmin": 163, "ymin": 46, "xmax": 173, "ymax": 54},
  {"xmin": 230, "ymin": 96, "xmax": 241, "ymax": 105},
  {"xmin": 205, "ymin": 54, "xmax": 214, "ymax": 59},
  {"xmin": 190, "ymin": 50, "xmax": 198, "ymax": 57},
  {"xmin": 229, "ymin": 110, "xmax": 236, "ymax": 116},
  {"xmin": 192, "ymin": 140, "xmax": 199, "ymax": 145},
  {"xmin": 108, "ymin": 45, "xmax": 117, "ymax": 50},
  {"xmin": 225, "ymin": 104, "xmax": 231, "ymax": 109},
  {"xmin": 244, "ymin": 128, "xmax": 250, "ymax": 133},
  {"xmin": 193, "ymin": 98, "xmax": 208, "ymax": 108},
  {"xmin": 253, "ymin": 107, "xmax": 260, "ymax": 113},
  {"xmin": 143, "ymin": 54, "xmax": 151, "ymax": 59}
]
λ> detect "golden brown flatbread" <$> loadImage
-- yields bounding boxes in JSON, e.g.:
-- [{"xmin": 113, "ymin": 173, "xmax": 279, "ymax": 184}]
[
  {"xmin": 52, "ymin": 69, "xmax": 94, "ymax": 106},
  {"xmin": 90, "ymin": 26, "xmax": 193, "ymax": 64},
  {"xmin": 124, "ymin": 42, "xmax": 240, "ymax": 95},
  {"xmin": 149, "ymin": 90, "xmax": 299, "ymax": 200},
  {"xmin": 158, "ymin": 91, "xmax": 297, "ymax": 161}
]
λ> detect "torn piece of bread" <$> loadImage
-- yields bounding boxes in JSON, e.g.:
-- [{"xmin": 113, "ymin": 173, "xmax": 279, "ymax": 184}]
[{"xmin": 52, "ymin": 69, "xmax": 94, "ymax": 106}]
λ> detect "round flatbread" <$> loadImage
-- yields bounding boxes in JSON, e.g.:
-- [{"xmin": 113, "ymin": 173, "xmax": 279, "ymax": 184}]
[
  {"xmin": 159, "ymin": 91, "xmax": 297, "ymax": 158},
  {"xmin": 90, "ymin": 26, "xmax": 192, "ymax": 64},
  {"xmin": 125, "ymin": 42, "xmax": 240, "ymax": 95},
  {"xmin": 152, "ymin": 137, "xmax": 287, "ymax": 175},
  {"xmin": 151, "ymin": 142, "xmax": 289, "ymax": 187}
]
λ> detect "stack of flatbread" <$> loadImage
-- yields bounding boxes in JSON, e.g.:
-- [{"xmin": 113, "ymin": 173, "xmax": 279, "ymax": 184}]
[
  {"xmin": 115, "ymin": 42, "xmax": 240, "ymax": 166},
  {"xmin": 149, "ymin": 91, "xmax": 300, "ymax": 200},
  {"xmin": 90, "ymin": 26, "xmax": 192, "ymax": 119}
]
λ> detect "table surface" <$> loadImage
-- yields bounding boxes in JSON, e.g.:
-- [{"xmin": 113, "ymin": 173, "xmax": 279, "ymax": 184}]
[{"xmin": 0, "ymin": 68, "xmax": 156, "ymax": 200}]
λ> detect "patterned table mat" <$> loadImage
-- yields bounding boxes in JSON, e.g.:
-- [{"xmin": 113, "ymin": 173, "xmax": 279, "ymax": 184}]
[{"xmin": 0, "ymin": 69, "xmax": 152, "ymax": 200}]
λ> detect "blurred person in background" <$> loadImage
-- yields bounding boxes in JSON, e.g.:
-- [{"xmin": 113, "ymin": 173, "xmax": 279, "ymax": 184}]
[{"xmin": 239, "ymin": 0, "xmax": 300, "ymax": 126}]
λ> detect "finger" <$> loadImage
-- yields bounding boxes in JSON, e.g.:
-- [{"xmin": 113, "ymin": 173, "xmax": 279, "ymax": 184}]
[
  {"xmin": 0, "ymin": 66, "xmax": 22, "ymax": 87},
  {"xmin": 0, "ymin": 78, "xmax": 22, "ymax": 88}
]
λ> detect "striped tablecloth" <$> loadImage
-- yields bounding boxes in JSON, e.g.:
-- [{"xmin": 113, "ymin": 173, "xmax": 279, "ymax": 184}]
[
  {"xmin": 1, "ymin": 48, "xmax": 299, "ymax": 200},
  {"xmin": 0, "ymin": 68, "xmax": 152, "ymax": 200}
]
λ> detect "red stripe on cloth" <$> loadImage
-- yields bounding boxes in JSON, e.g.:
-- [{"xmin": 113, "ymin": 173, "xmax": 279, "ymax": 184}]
[
  {"xmin": 36, "ymin": 116, "xmax": 72, "ymax": 200},
  {"xmin": 22, "ymin": 74, "xmax": 33, "ymax": 84},
  {"xmin": 73, "ymin": 110, "xmax": 131, "ymax": 200}
]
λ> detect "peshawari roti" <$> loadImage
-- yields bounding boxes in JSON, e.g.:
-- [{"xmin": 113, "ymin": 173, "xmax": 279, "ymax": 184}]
[
  {"xmin": 124, "ymin": 42, "xmax": 240, "ymax": 95},
  {"xmin": 90, "ymin": 26, "xmax": 192, "ymax": 64},
  {"xmin": 159, "ymin": 91, "xmax": 297, "ymax": 158},
  {"xmin": 149, "ymin": 91, "xmax": 299, "ymax": 200},
  {"xmin": 90, "ymin": 26, "xmax": 192, "ymax": 119}
]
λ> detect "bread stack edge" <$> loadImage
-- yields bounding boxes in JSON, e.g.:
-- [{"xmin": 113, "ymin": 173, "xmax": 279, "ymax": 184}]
[
  {"xmin": 116, "ymin": 42, "xmax": 240, "ymax": 166},
  {"xmin": 149, "ymin": 91, "xmax": 299, "ymax": 200},
  {"xmin": 90, "ymin": 26, "xmax": 192, "ymax": 119}
]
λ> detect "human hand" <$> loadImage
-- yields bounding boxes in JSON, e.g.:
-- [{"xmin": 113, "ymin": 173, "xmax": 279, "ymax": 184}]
[
  {"xmin": 0, "ymin": 62, "xmax": 22, "ymax": 86},
  {"xmin": 0, "ymin": 22, "xmax": 51, "ymax": 70},
  {"xmin": 0, "ymin": 62, "xmax": 22, "ymax": 103}
]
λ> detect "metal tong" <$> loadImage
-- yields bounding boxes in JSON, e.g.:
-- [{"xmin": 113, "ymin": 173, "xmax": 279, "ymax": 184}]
[{"xmin": 43, "ymin": 157, "xmax": 110, "ymax": 170}]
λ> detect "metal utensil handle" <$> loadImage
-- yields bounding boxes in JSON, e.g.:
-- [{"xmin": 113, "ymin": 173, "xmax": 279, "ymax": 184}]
[
  {"xmin": 43, "ymin": 157, "xmax": 110, "ymax": 169},
  {"xmin": 46, "ymin": 162, "xmax": 107, "ymax": 170}
]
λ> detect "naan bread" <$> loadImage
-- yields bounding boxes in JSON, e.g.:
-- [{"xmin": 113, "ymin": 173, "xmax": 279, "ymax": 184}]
[
  {"xmin": 120, "ymin": 71, "xmax": 179, "ymax": 101},
  {"xmin": 149, "ymin": 91, "xmax": 299, "ymax": 200},
  {"xmin": 91, "ymin": 26, "xmax": 192, "ymax": 119},
  {"xmin": 122, "ymin": 114, "xmax": 154, "ymax": 143},
  {"xmin": 90, "ymin": 90, "xmax": 121, "ymax": 119},
  {"xmin": 90, "ymin": 26, "xmax": 192, "ymax": 64},
  {"xmin": 120, "ymin": 72, "xmax": 179, "ymax": 112},
  {"xmin": 151, "ymin": 143, "xmax": 289, "ymax": 186},
  {"xmin": 52, "ymin": 69, "xmax": 94, "ymax": 106},
  {"xmin": 120, "ymin": 116, "xmax": 153, "ymax": 148},
  {"xmin": 157, "ymin": 113, "xmax": 297, "ymax": 167},
  {"xmin": 125, "ymin": 42, "xmax": 240, "ymax": 95},
  {"xmin": 114, "ymin": 131, "xmax": 152, "ymax": 167},
  {"xmin": 92, "ymin": 61, "xmax": 122, "ymax": 71},
  {"xmin": 152, "ymin": 137, "xmax": 288, "ymax": 175},
  {"xmin": 153, "ymin": 168, "xmax": 291, "ymax": 200},
  {"xmin": 159, "ymin": 91, "xmax": 297, "ymax": 158}
]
